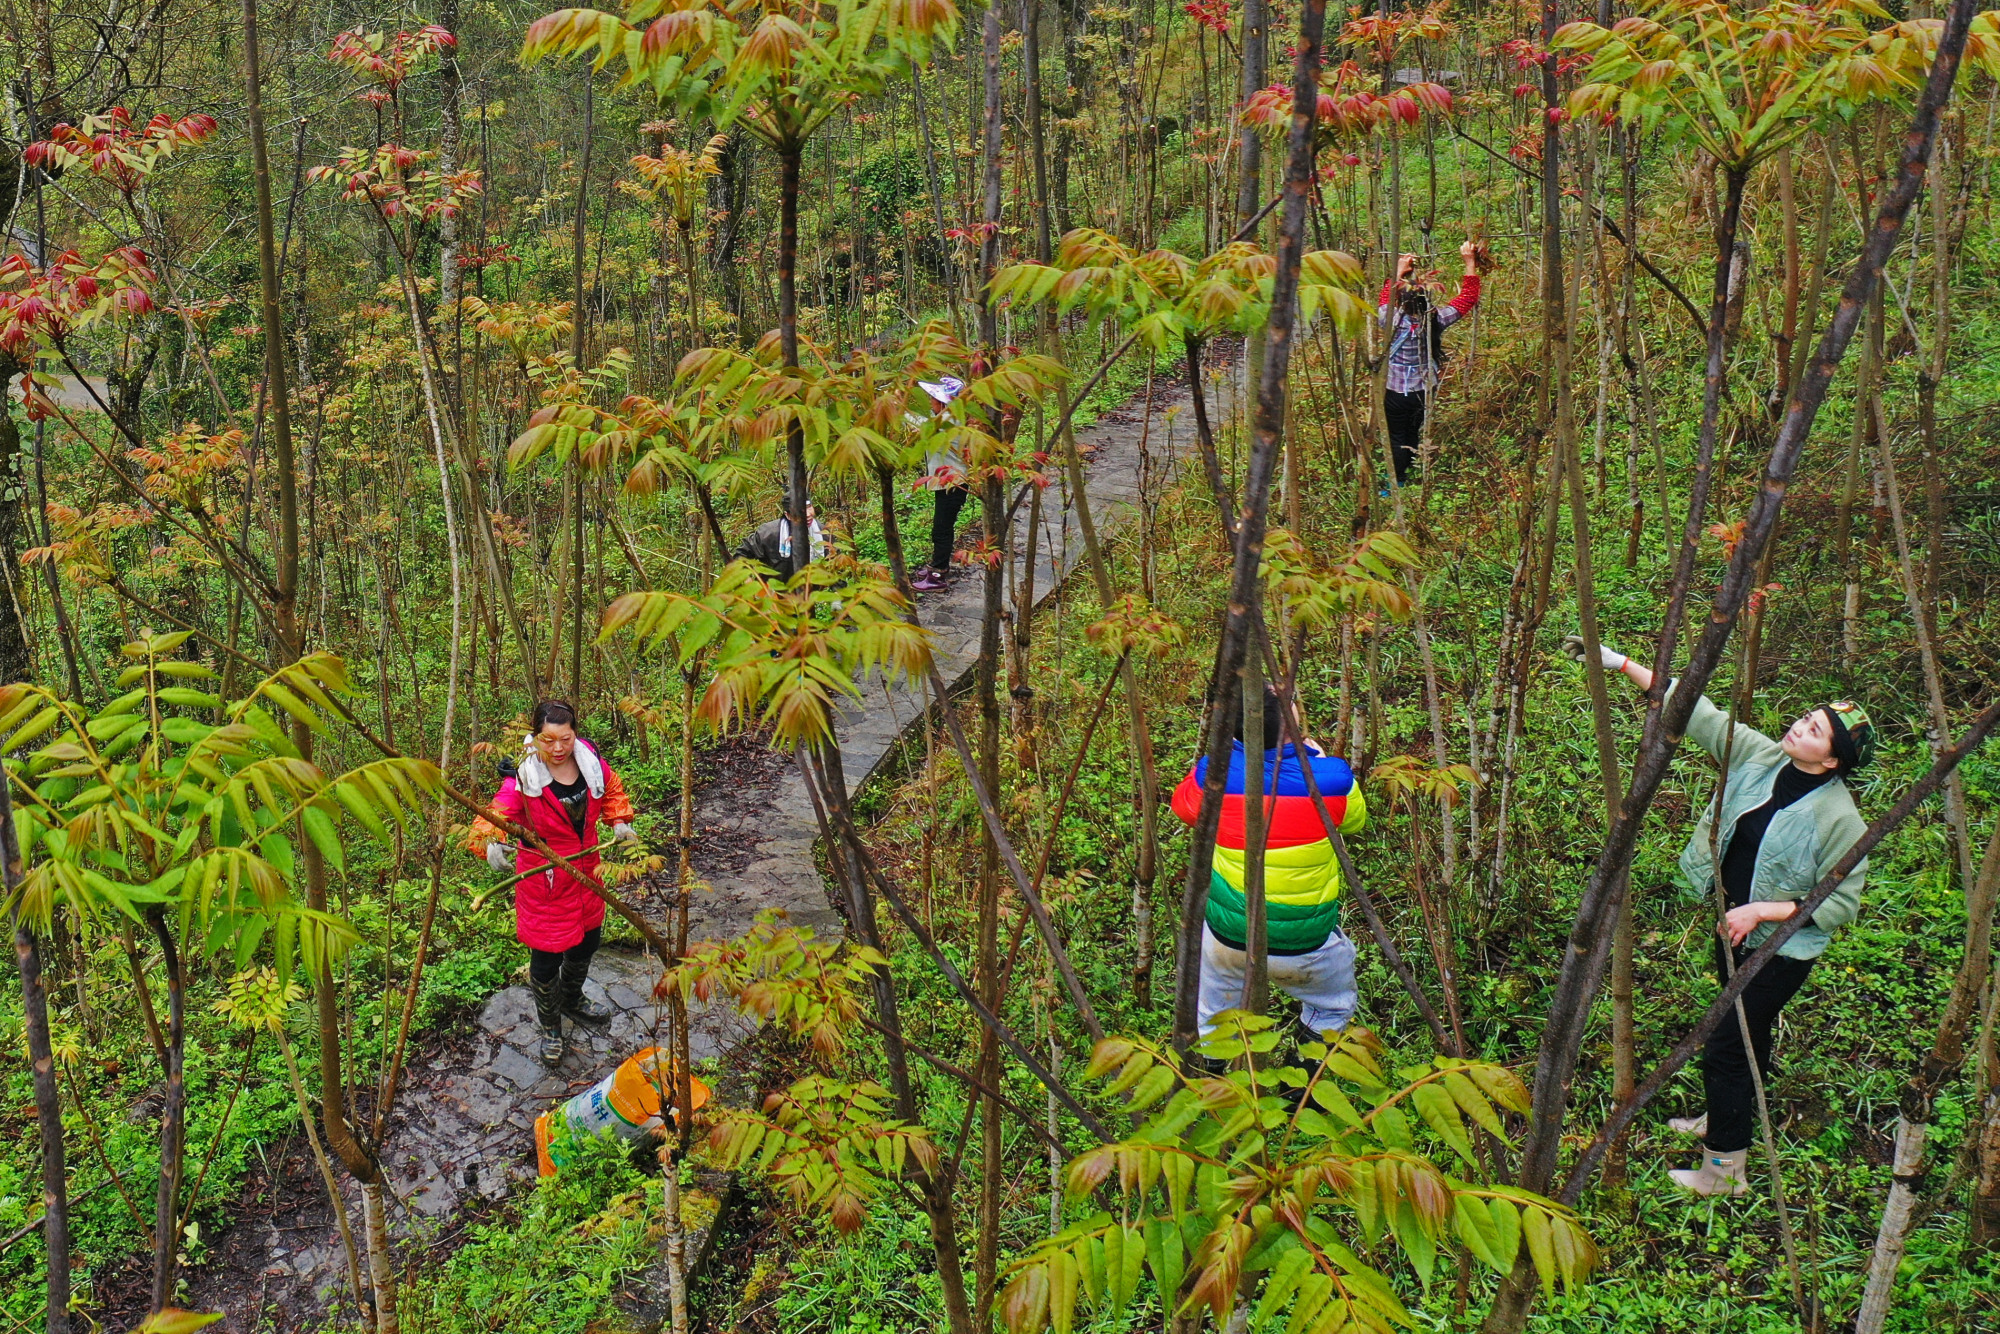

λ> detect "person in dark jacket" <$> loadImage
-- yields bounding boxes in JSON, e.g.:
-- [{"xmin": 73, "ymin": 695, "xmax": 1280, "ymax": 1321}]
[
  {"xmin": 733, "ymin": 501, "xmax": 823, "ymax": 574},
  {"xmin": 1565, "ymin": 633, "xmax": 1875, "ymax": 1199}
]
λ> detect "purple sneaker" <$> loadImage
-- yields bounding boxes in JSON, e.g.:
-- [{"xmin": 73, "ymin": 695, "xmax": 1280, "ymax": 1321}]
[{"xmin": 909, "ymin": 566, "xmax": 948, "ymax": 592}]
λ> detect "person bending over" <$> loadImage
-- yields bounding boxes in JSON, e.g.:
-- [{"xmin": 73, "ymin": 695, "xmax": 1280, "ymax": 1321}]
[
  {"xmin": 1171, "ymin": 686, "xmax": 1369, "ymax": 1048},
  {"xmin": 1565, "ymin": 635, "xmax": 1874, "ymax": 1198},
  {"xmin": 469, "ymin": 700, "xmax": 639, "ymax": 1067},
  {"xmin": 1379, "ymin": 241, "xmax": 1482, "ymax": 488},
  {"xmin": 733, "ymin": 498, "xmax": 823, "ymax": 575}
]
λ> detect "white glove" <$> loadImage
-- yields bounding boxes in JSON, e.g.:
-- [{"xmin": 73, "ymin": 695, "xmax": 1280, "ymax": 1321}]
[
  {"xmin": 485, "ymin": 841, "xmax": 514, "ymax": 872},
  {"xmin": 1560, "ymin": 634, "xmax": 1626, "ymax": 671},
  {"xmin": 612, "ymin": 822, "xmax": 637, "ymax": 844}
]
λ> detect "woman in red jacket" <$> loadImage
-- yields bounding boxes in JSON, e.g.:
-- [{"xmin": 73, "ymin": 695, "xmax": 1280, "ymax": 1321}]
[{"xmin": 469, "ymin": 700, "xmax": 638, "ymax": 1066}]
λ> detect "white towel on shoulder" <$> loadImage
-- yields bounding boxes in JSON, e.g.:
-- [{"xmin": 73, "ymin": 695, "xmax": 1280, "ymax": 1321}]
[{"xmin": 515, "ymin": 736, "xmax": 605, "ymax": 799}]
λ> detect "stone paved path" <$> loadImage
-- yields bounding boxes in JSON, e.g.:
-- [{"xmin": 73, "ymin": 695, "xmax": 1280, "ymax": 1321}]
[{"xmin": 202, "ymin": 357, "xmax": 1245, "ymax": 1321}]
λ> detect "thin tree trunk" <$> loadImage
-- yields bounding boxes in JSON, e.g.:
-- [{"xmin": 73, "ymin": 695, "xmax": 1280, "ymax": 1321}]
[
  {"xmin": 278, "ymin": 1029, "xmax": 366, "ymax": 1314},
  {"xmin": 802, "ymin": 747, "xmax": 977, "ymax": 1334},
  {"xmin": 145, "ymin": 908, "xmax": 186, "ymax": 1313},
  {"xmin": 362, "ymin": 1180, "xmax": 397, "ymax": 1334},
  {"xmin": 779, "ymin": 142, "xmax": 808, "ymax": 575},
  {"xmin": 7, "ymin": 772, "xmax": 68, "ymax": 1334},
  {"xmin": 1174, "ymin": 0, "xmax": 1325, "ymax": 1054},
  {"xmin": 1240, "ymin": 649, "xmax": 1269, "ymax": 1015},
  {"xmin": 1871, "ymin": 391, "xmax": 1975, "ymax": 905},
  {"xmin": 569, "ymin": 80, "xmax": 593, "ymax": 696},
  {"xmin": 972, "ymin": 5, "xmax": 1008, "ymax": 1313},
  {"xmin": 0, "ymin": 358, "xmax": 32, "ymax": 684},
  {"xmin": 245, "ymin": 10, "xmax": 393, "ymax": 1328},
  {"xmin": 1855, "ymin": 818, "xmax": 2000, "ymax": 1329}
]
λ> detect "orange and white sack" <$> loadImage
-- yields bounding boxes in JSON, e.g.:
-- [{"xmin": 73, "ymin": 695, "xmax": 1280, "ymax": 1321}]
[{"xmin": 534, "ymin": 1046, "xmax": 711, "ymax": 1176}]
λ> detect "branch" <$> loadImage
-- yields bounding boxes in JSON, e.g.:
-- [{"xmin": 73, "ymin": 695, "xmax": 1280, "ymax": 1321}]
[
  {"xmin": 922, "ymin": 659, "xmax": 1105, "ymax": 1043},
  {"xmin": 1450, "ymin": 125, "xmax": 1708, "ymax": 339},
  {"xmin": 821, "ymin": 786, "xmax": 1113, "ymax": 1143}
]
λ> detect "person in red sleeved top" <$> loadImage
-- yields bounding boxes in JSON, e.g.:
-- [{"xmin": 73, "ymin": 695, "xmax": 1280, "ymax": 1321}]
[
  {"xmin": 468, "ymin": 700, "xmax": 638, "ymax": 1067},
  {"xmin": 1378, "ymin": 239, "xmax": 1483, "ymax": 488}
]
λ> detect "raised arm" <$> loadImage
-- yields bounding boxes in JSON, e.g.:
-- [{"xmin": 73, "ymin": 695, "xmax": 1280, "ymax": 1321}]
[{"xmin": 1562, "ymin": 633, "xmax": 1783, "ymax": 771}]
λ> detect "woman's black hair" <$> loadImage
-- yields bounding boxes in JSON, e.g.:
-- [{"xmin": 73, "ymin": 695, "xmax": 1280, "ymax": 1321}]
[
  {"xmin": 1397, "ymin": 284, "xmax": 1450, "ymax": 368},
  {"xmin": 1229, "ymin": 683, "xmax": 1286, "ymax": 753},
  {"xmin": 530, "ymin": 699, "xmax": 579, "ymax": 733}
]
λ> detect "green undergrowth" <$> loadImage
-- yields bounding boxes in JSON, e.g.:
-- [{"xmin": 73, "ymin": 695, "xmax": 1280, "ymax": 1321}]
[{"xmin": 387, "ymin": 1134, "xmax": 667, "ymax": 1334}]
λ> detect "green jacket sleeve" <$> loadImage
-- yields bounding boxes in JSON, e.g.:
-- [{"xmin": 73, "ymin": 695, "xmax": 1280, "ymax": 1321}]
[
  {"xmin": 1804, "ymin": 800, "xmax": 1867, "ymax": 933},
  {"xmin": 1669, "ymin": 679, "xmax": 1785, "ymax": 775}
]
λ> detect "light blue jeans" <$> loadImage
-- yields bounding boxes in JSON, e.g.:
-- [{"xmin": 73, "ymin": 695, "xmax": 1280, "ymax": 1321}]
[{"xmin": 1195, "ymin": 923, "xmax": 1357, "ymax": 1038}]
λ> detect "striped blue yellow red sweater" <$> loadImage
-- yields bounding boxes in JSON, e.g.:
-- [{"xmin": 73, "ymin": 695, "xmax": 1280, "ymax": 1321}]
[{"xmin": 1171, "ymin": 742, "xmax": 1366, "ymax": 952}]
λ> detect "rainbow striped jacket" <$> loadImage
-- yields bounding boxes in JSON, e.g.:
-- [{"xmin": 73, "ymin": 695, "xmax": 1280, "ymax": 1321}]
[{"xmin": 1171, "ymin": 742, "xmax": 1367, "ymax": 953}]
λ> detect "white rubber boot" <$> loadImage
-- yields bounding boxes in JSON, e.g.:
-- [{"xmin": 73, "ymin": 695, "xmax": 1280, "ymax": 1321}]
[
  {"xmin": 1667, "ymin": 1112, "xmax": 1708, "ymax": 1139},
  {"xmin": 1668, "ymin": 1146, "xmax": 1750, "ymax": 1198}
]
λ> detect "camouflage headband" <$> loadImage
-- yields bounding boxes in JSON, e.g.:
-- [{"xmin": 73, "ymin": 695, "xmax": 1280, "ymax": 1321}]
[{"xmin": 1821, "ymin": 700, "xmax": 1874, "ymax": 774}]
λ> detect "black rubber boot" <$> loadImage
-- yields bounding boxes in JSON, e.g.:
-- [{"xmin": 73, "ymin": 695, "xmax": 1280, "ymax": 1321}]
[
  {"xmin": 530, "ymin": 974, "xmax": 566, "ymax": 1067},
  {"xmin": 559, "ymin": 951, "xmax": 613, "ymax": 1027}
]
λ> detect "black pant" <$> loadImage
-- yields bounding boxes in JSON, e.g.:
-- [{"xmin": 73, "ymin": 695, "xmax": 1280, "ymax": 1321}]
[
  {"xmin": 528, "ymin": 925, "xmax": 601, "ymax": 989},
  {"xmin": 929, "ymin": 484, "xmax": 969, "ymax": 569},
  {"xmin": 1701, "ymin": 939, "xmax": 1815, "ymax": 1152},
  {"xmin": 1384, "ymin": 389, "xmax": 1427, "ymax": 486}
]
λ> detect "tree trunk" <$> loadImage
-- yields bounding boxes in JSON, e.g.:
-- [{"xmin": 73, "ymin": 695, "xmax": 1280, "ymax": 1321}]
[
  {"xmin": 570, "ymin": 80, "xmax": 594, "ymax": 694},
  {"xmin": 7, "ymin": 773, "xmax": 68, "ymax": 1334},
  {"xmin": 145, "ymin": 908, "xmax": 187, "ymax": 1313},
  {"xmin": 1234, "ymin": 0, "xmax": 1267, "ymax": 229},
  {"xmin": 1855, "ymin": 818, "xmax": 2000, "ymax": 1328},
  {"xmin": 278, "ymin": 1030, "xmax": 367, "ymax": 1313},
  {"xmin": 1240, "ymin": 650, "xmax": 1269, "ymax": 1015},
  {"xmin": 1174, "ymin": 0, "xmax": 1325, "ymax": 1055},
  {"xmin": 803, "ymin": 745, "xmax": 976, "ymax": 1334},
  {"xmin": 0, "ymin": 363, "xmax": 33, "ymax": 685},
  {"xmin": 779, "ymin": 142, "xmax": 808, "ymax": 574},
  {"xmin": 363, "ymin": 1180, "xmax": 398, "ymax": 1334}
]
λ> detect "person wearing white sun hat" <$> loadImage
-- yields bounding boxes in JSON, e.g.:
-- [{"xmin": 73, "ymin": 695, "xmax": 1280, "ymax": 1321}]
[{"xmin": 909, "ymin": 374, "xmax": 965, "ymax": 593}]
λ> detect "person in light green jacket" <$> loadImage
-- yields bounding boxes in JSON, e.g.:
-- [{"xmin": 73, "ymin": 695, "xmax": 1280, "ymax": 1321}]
[{"xmin": 1565, "ymin": 635, "xmax": 1876, "ymax": 1199}]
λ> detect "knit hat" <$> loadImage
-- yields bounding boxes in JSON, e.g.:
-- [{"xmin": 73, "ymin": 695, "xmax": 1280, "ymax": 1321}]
[{"xmin": 1821, "ymin": 700, "xmax": 1875, "ymax": 775}]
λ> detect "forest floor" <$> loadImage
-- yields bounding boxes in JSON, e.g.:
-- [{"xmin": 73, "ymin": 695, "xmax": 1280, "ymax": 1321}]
[{"xmin": 176, "ymin": 346, "xmax": 1246, "ymax": 1331}]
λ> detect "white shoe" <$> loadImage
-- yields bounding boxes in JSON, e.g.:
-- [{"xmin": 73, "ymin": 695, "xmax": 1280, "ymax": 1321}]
[
  {"xmin": 1668, "ymin": 1146, "xmax": 1750, "ymax": 1198},
  {"xmin": 1667, "ymin": 1112, "xmax": 1708, "ymax": 1139}
]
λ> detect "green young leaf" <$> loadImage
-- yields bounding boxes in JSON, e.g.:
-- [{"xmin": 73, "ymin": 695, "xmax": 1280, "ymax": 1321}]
[
  {"xmin": 1487, "ymin": 1197, "xmax": 1521, "ymax": 1271},
  {"xmin": 1522, "ymin": 1205, "xmax": 1557, "ymax": 1298},
  {"xmin": 1254, "ymin": 1244, "xmax": 1314, "ymax": 1329},
  {"xmin": 1373, "ymin": 1105, "xmax": 1414, "ymax": 1152},
  {"xmin": 1411, "ymin": 1082, "xmax": 1475, "ymax": 1166},
  {"xmin": 1144, "ymin": 1216, "xmax": 1186, "ymax": 1313},
  {"xmin": 1107, "ymin": 1223, "xmax": 1142, "ymax": 1315},
  {"xmin": 1453, "ymin": 1194, "xmax": 1499, "ymax": 1270},
  {"xmin": 1440, "ymin": 1071, "xmax": 1503, "ymax": 1137},
  {"xmin": 300, "ymin": 805, "xmax": 346, "ymax": 874},
  {"xmin": 1047, "ymin": 1247, "xmax": 1079, "ymax": 1334},
  {"xmin": 1127, "ymin": 1063, "xmax": 1179, "ymax": 1112},
  {"xmin": 1282, "ymin": 1271, "xmax": 1333, "ymax": 1334}
]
